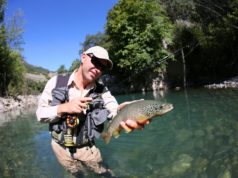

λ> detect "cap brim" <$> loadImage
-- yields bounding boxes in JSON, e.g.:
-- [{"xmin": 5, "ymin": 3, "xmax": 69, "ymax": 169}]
[{"xmin": 99, "ymin": 58, "xmax": 113, "ymax": 70}]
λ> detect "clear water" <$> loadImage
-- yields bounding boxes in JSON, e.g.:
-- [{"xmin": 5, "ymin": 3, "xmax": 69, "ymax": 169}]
[{"xmin": 0, "ymin": 88, "xmax": 238, "ymax": 178}]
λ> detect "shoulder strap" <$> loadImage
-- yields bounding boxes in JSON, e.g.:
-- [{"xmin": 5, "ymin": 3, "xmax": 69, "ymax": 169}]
[
  {"xmin": 51, "ymin": 74, "xmax": 71, "ymax": 105},
  {"xmin": 55, "ymin": 74, "xmax": 71, "ymax": 88},
  {"xmin": 88, "ymin": 79, "xmax": 108, "ymax": 96}
]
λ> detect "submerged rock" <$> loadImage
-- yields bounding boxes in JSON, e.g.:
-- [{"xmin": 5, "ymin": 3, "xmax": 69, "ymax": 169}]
[
  {"xmin": 218, "ymin": 169, "xmax": 232, "ymax": 178},
  {"xmin": 176, "ymin": 129, "xmax": 193, "ymax": 142},
  {"xmin": 171, "ymin": 154, "xmax": 193, "ymax": 175},
  {"xmin": 204, "ymin": 76, "xmax": 238, "ymax": 89}
]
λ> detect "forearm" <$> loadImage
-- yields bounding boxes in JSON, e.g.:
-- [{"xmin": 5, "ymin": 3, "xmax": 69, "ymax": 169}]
[
  {"xmin": 36, "ymin": 105, "xmax": 60, "ymax": 123},
  {"xmin": 102, "ymin": 91, "xmax": 118, "ymax": 118},
  {"xmin": 57, "ymin": 102, "xmax": 70, "ymax": 116}
]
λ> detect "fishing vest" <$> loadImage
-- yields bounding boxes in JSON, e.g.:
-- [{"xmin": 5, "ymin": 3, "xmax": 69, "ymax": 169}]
[{"xmin": 49, "ymin": 74, "xmax": 110, "ymax": 147}]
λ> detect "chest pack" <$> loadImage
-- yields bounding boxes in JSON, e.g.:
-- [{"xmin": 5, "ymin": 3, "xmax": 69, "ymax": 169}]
[{"xmin": 49, "ymin": 74, "xmax": 109, "ymax": 147}]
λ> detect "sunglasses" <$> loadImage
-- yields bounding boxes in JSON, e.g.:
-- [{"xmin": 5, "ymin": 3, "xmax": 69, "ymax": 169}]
[{"xmin": 87, "ymin": 54, "xmax": 108, "ymax": 71}]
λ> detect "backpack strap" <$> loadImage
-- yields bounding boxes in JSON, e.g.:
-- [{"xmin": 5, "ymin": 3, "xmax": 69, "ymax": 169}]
[
  {"xmin": 51, "ymin": 74, "xmax": 71, "ymax": 106},
  {"xmin": 55, "ymin": 74, "xmax": 71, "ymax": 88}
]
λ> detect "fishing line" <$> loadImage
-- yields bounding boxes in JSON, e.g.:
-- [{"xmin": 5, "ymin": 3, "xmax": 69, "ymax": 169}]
[
  {"xmin": 108, "ymin": 43, "xmax": 194, "ymax": 88},
  {"xmin": 194, "ymin": 1, "xmax": 238, "ymax": 30},
  {"xmin": 196, "ymin": 0, "xmax": 227, "ymax": 12}
]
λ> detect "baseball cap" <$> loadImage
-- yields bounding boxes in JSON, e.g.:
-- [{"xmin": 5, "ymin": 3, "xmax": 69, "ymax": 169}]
[{"xmin": 85, "ymin": 46, "xmax": 113, "ymax": 70}]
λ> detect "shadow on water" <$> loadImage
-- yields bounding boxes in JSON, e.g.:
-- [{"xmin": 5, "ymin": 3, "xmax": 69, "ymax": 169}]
[{"xmin": 0, "ymin": 88, "xmax": 238, "ymax": 178}]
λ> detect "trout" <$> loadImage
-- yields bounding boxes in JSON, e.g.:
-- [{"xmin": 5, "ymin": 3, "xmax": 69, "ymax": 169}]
[{"xmin": 101, "ymin": 100, "xmax": 173, "ymax": 144}]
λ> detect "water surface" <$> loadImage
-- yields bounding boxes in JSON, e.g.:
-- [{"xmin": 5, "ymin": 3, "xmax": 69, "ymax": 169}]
[{"xmin": 0, "ymin": 88, "xmax": 238, "ymax": 178}]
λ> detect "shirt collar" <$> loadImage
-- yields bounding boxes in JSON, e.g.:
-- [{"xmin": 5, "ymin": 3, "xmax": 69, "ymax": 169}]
[{"xmin": 67, "ymin": 69, "xmax": 96, "ymax": 91}]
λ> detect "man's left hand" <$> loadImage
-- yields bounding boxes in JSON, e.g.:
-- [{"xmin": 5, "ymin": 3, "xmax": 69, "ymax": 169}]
[{"xmin": 120, "ymin": 119, "xmax": 150, "ymax": 133}]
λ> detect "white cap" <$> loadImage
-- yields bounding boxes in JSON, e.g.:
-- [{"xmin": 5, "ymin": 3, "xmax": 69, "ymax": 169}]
[{"xmin": 85, "ymin": 46, "xmax": 113, "ymax": 70}]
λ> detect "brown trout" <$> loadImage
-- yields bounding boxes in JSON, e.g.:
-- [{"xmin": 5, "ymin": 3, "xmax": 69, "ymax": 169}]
[{"xmin": 101, "ymin": 100, "xmax": 173, "ymax": 144}]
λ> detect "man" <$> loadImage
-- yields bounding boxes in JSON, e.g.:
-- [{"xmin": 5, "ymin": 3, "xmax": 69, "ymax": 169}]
[{"xmin": 36, "ymin": 46, "xmax": 146, "ymax": 177}]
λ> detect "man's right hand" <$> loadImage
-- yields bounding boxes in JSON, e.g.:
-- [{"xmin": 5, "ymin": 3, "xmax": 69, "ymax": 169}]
[{"xmin": 57, "ymin": 97, "xmax": 92, "ymax": 116}]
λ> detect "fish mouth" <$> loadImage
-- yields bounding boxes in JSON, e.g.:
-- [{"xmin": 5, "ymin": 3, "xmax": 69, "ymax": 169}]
[{"xmin": 160, "ymin": 104, "xmax": 174, "ymax": 114}]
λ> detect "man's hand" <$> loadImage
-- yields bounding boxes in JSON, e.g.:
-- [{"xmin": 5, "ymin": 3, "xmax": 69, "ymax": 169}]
[
  {"xmin": 57, "ymin": 97, "xmax": 92, "ymax": 115},
  {"xmin": 120, "ymin": 119, "xmax": 150, "ymax": 132}
]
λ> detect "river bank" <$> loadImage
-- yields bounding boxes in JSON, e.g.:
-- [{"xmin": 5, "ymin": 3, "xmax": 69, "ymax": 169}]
[
  {"xmin": 204, "ymin": 76, "xmax": 238, "ymax": 89},
  {"xmin": 0, "ymin": 95, "xmax": 39, "ymax": 113},
  {"xmin": 0, "ymin": 75, "xmax": 238, "ymax": 113},
  {"xmin": 0, "ymin": 95, "xmax": 39, "ymax": 126}
]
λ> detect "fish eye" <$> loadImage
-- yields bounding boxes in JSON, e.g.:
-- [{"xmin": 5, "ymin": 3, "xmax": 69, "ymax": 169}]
[{"xmin": 159, "ymin": 105, "xmax": 164, "ymax": 109}]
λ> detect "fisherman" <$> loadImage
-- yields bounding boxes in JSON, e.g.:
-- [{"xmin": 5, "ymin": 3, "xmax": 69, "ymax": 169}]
[{"xmin": 36, "ymin": 46, "xmax": 147, "ymax": 177}]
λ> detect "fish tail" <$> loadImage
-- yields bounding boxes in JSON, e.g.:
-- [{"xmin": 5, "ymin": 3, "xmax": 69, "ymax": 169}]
[{"xmin": 101, "ymin": 132, "xmax": 112, "ymax": 144}]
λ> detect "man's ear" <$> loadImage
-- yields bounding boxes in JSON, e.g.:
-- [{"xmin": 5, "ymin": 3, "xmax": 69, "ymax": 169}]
[{"xmin": 81, "ymin": 53, "xmax": 87, "ymax": 63}]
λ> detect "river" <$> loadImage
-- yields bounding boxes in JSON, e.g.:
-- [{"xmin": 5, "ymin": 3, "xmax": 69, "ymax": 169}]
[{"xmin": 0, "ymin": 88, "xmax": 238, "ymax": 178}]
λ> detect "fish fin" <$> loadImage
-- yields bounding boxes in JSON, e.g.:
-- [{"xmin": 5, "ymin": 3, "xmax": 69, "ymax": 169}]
[
  {"xmin": 112, "ymin": 128, "xmax": 121, "ymax": 138},
  {"xmin": 137, "ymin": 115, "xmax": 148, "ymax": 124},
  {"xmin": 124, "ymin": 127, "xmax": 132, "ymax": 133},
  {"xmin": 101, "ymin": 132, "xmax": 112, "ymax": 144}
]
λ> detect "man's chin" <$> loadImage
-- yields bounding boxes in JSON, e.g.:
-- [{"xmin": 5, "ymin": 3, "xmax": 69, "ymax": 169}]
[{"xmin": 87, "ymin": 74, "xmax": 97, "ymax": 82}]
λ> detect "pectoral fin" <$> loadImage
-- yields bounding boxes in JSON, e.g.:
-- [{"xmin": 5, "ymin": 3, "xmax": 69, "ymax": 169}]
[
  {"xmin": 101, "ymin": 132, "xmax": 112, "ymax": 144},
  {"xmin": 112, "ymin": 127, "xmax": 122, "ymax": 138},
  {"xmin": 136, "ymin": 115, "xmax": 148, "ymax": 124}
]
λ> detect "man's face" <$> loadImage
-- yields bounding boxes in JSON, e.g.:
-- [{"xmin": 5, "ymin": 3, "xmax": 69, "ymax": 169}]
[{"xmin": 81, "ymin": 53, "xmax": 108, "ymax": 82}]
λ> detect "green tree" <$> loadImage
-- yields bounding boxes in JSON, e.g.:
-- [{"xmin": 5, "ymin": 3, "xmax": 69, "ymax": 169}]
[
  {"xmin": 0, "ymin": 0, "xmax": 9, "ymax": 95},
  {"xmin": 79, "ymin": 32, "xmax": 111, "ymax": 54},
  {"xmin": 57, "ymin": 64, "xmax": 67, "ymax": 74},
  {"xmin": 6, "ymin": 9, "xmax": 25, "ymax": 52},
  {"xmin": 69, "ymin": 59, "xmax": 80, "ymax": 72},
  {"xmin": 158, "ymin": 0, "xmax": 197, "ymax": 22},
  {"xmin": 0, "ymin": 0, "xmax": 26, "ymax": 96},
  {"xmin": 0, "ymin": 26, "xmax": 9, "ymax": 96},
  {"xmin": 162, "ymin": 0, "xmax": 238, "ymax": 85},
  {"xmin": 7, "ymin": 50, "xmax": 26, "ymax": 96},
  {"xmin": 0, "ymin": 0, "xmax": 5, "ymax": 22},
  {"xmin": 106, "ymin": 0, "xmax": 174, "ymax": 78}
]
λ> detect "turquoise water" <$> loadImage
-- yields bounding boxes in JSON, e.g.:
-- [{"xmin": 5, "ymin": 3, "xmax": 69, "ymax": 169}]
[{"xmin": 0, "ymin": 88, "xmax": 238, "ymax": 178}]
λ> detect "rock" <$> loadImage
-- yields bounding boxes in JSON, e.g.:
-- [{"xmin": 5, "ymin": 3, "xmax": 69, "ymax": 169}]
[
  {"xmin": 204, "ymin": 76, "xmax": 238, "ymax": 89},
  {"xmin": 171, "ymin": 154, "xmax": 193, "ymax": 175},
  {"xmin": 218, "ymin": 169, "xmax": 231, "ymax": 178},
  {"xmin": 0, "ymin": 95, "xmax": 39, "ymax": 113},
  {"xmin": 0, "ymin": 101, "xmax": 4, "ymax": 112}
]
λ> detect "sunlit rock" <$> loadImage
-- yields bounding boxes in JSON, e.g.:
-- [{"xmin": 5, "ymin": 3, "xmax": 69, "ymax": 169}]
[
  {"xmin": 193, "ymin": 157, "xmax": 209, "ymax": 174},
  {"xmin": 171, "ymin": 154, "xmax": 193, "ymax": 175},
  {"xmin": 218, "ymin": 169, "xmax": 231, "ymax": 178},
  {"xmin": 194, "ymin": 129, "xmax": 205, "ymax": 137},
  {"xmin": 176, "ymin": 129, "xmax": 193, "ymax": 142}
]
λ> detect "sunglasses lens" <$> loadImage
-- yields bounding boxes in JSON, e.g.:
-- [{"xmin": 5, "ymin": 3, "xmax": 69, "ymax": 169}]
[{"xmin": 91, "ymin": 57, "xmax": 106, "ymax": 71}]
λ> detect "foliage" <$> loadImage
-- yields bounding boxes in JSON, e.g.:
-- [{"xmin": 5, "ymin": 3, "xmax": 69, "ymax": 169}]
[
  {"xmin": 5, "ymin": 9, "xmax": 24, "ymax": 52},
  {"xmin": 162, "ymin": 0, "xmax": 238, "ymax": 85},
  {"xmin": 68, "ymin": 59, "xmax": 80, "ymax": 72},
  {"xmin": 57, "ymin": 64, "xmax": 67, "ymax": 74},
  {"xmin": 158, "ymin": 0, "xmax": 197, "ymax": 22},
  {"xmin": 106, "ymin": 0, "xmax": 174, "ymax": 79},
  {"xmin": 0, "ymin": 0, "xmax": 37, "ymax": 96},
  {"xmin": 25, "ymin": 80, "xmax": 46, "ymax": 95},
  {"xmin": 24, "ymin": 61, "xmax": 49, "ymax": 75},
  {"xmin": 7, "ymin": 50, "xmax": 26, "ymax": 96},
  {"xmin": 80, "ymin": 32, "xmax": 110, "ymax": 54},
  {"xmin": 0, "ymin": 25, "xmax": 10, "ymax": 96},
  {"xmin": 0, "ymin": 0, "xmax": 5, "ymax": 22}
]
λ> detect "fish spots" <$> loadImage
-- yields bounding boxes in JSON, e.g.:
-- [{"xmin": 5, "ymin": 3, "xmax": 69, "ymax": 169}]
[{"xmin": 141, "ymin": 103, "xmax": 162, "ymax": 118}]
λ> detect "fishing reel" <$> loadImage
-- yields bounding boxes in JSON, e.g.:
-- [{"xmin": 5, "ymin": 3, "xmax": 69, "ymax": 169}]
[
  {"xmin": 66, "ymin": 115, "xmax": 79, "ymax": 128},
  {"xmin": 64, "ymin": 115, "xmax": 80, "ymax": 147}
]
